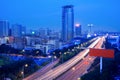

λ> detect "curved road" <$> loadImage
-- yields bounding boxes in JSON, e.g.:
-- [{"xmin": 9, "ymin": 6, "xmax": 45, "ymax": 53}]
[
  {"xmin": 35, "ymin": 37, "xmax": 102, "ymax": 80},
  {"xmin": 56, "ymin": 37, "xmax": 104, "ymax": 80}
]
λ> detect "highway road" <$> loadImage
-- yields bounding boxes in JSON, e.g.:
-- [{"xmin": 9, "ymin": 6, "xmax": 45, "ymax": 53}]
[
  {"xmin": 23, "ymin": 60, "xmax": 59, "ymax": 80},
  {"xmin": 35, "ymin": 37, "xmax": 102, "ymax": 80},
  {"xmin": 56, "ymin": 37, "xmax": 104, "ymax": 80}
]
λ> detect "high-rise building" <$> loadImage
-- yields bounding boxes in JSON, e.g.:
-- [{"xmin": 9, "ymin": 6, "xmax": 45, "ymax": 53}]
[
  {"xmin": 0, "ymin": 20, "xmax": 9, "ymax": 37},
  {"xmin": 12, "ymin": 24, "xmax": 26, "ymax": 37},
  {"xmin": 75, "ymin": 24, "xmax": 82, "ymax": 37},
  {"xmin": 62, "ymin": 5, "xmax": 74, "ymax": 42}
]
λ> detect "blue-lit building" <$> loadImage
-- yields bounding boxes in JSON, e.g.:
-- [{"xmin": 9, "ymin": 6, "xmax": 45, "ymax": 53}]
[
  {"xmin": 75, "ymin": 24, "xmax": 82, "ymax": 37},
  {"xmin": 0, "ymin": 20, "xmax": 9, "ymax": 37},
  {"xmin": 12, "ymin": 24, "xmax": 26, "ymax": 37},
  {"xmin": 62, "ymin": 5, "xmax": 74, "ymax": 42}
]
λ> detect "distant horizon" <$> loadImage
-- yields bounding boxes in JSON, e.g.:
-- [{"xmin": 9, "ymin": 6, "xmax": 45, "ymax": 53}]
[{"xmin": 0, "ymin": 19, "xmax": 120, "ymax": 33}]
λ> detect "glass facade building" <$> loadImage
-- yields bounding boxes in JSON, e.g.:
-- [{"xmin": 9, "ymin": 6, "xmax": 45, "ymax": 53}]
[{"xmin": 62, "ymin": 5, "xmax": 74, "ymax": 42}]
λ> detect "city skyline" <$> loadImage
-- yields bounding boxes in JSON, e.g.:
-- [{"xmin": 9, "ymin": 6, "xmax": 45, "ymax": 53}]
[
  {"xmin": 0, "ymin": 0, "xmax": 120, "ymax": 32},
  {"xmin": 0, "ymin": 1, "xmax": 120, "ymax": 79}
]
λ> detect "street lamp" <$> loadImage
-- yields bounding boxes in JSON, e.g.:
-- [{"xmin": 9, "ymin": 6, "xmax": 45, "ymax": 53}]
[
  {"xmin": 21, "ymin": 71, "xmax": 24, "ymax": 76},
  {"xmin": 21, "ymin": 64, "xmax": 28, "ymax": 79},
  {"xmin": 22, "ymin": 49, "xmax": 25, "ymax": 52},
  {"xmin": 54, "ymin": 56, "xmax": 57, "ymax": 59},
  {"xmin": 48, "ymin": 55, "xmax": 53, "ymax": 63},
  {"xmin": 25, "ymin": 64, "xmax": 28, "ymax": 67},
  {"xmin": 50, "ymin": 52, "xmax": 56, "ymax": 63},
  {"xmin": 59, "ymin": 52, "xmax": 64, "ymax": 63},
  {"xmin": 64, "ymin": 52, "xmax": 67, "ymax": 55}
]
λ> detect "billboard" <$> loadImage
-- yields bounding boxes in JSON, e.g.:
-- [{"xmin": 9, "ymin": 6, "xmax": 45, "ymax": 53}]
[{"xmin": 89, "ymin": 48, "xmax": 114, "ymax": 58}]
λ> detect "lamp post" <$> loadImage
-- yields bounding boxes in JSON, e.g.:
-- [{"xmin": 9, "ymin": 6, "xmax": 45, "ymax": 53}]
[
  {"xmin": 49, "ymin": 55, "xmax": 57, "ymax": 64},
  {"xmin": 52, "ymin": 52, "xmax": 56, "ymax": 63},
  {"xmin": 60, "ymin": 52, "xmax": 67, "ymax": 63},
  {"xmin": 64, "ymin": 52, "xmax": 67, "ymax": 55},
  {"xmin": 21, "ymin": 64, "xmax": 28, "ymax": 79},
  {"xmin": 59, "ymin": 52, "xmax": 63, "ymax": 63},
  {"xmin": 54, "ymin": 56, "xmax": 57, "ymax": 60},
  {"xmin": 48, "ymin": 55, "xmax": 53, "ymax": 63},
  {"xmin": 21, "ymin": 49, "xmax": 25, "ymax": 56}
]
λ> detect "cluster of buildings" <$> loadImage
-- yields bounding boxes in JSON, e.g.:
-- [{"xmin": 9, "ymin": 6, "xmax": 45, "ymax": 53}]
[
  {"xmin": 0, "ymin": 20, "xmax": 62, "ymax": 54},
  {"xmin": 0, "ymin": 5, "xmax": 83, "ymax": 54},
  {"xmin": 106, "ymin": 35, "xmax": 120, "ymax": 51}
]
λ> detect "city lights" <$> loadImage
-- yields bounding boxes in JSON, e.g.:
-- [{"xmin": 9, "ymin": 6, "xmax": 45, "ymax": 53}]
[
  {"xmin": 32, "ymin": 31, "xmax": 35, "ymax": 34},
  {"xmin": 0, "ymin": 1, "xmax": 119, "ymax": 80},
  {"xmin": 72, "ymin": 67, "xmax": 75, "ymax": 70},
  {"xmin": 25, "ymin": 64, "xmax": 28, "ymax": 67},
  {"xmin": 75, "ymin": 23, "xmax": 80, "ymax": 27}
]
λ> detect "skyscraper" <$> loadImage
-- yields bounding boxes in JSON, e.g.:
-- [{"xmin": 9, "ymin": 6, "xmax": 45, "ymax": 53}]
[
  {"xmin": 0, "ymin": 20, "xmax": 9, "ymax": 37},
  {"xmin": 62, "ymin": 5, "xmax": 74, "ymax": 42},
  {"xmin": 75, "ymin": 24, "xmax": 82, "ymax": 37}
]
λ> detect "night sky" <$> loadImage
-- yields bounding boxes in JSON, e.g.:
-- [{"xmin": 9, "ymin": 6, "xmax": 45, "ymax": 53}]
[{"xmin": 0, "ymin": 0, "xmax": 120, "ymax": 32}]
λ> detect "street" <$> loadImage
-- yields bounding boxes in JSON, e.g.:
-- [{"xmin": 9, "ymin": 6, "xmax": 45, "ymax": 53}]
[{"xmin": 35, "ymin": 37, "xmax": 102, "ymax": 80}]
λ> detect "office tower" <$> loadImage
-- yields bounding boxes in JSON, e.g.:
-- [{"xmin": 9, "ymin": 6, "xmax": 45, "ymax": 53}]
[
  {"xmin": 62, "ymin": 5, "xmax": 74, "ymax": 42},
  {"xmin": 75, "ymin": 24, "xmax": 82, "ymax": 37},
  {"xmin": 0, "ymin": 20, "xmax": 9, "ymax": 37},
  {"xmin": 12, "ymin": 24, "xmax": 26, "ymax": 37}
]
